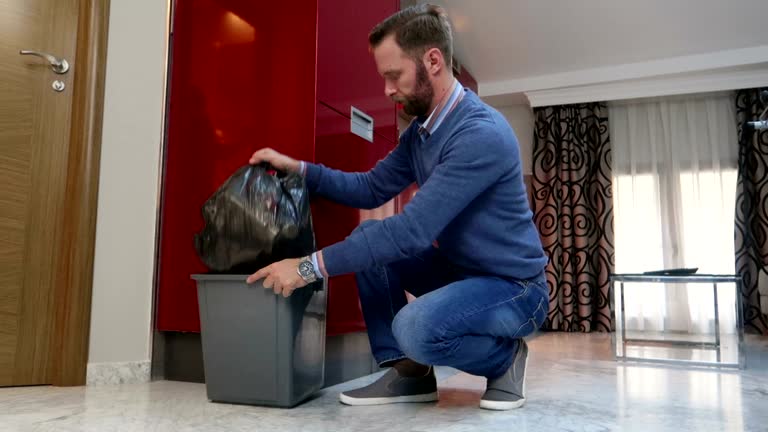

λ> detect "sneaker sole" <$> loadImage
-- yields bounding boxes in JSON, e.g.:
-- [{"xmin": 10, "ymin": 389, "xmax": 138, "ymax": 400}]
[
  {"xmin": 339, "ymin": 391, "xmax": 439, "ymax": 406},
  {"xmin": 479, "ymin": 397, "xmax": 526, "ymax": 411},
  {"xmin": 480, "ymin": 342, "xmax": 529, "ymax": 411}
]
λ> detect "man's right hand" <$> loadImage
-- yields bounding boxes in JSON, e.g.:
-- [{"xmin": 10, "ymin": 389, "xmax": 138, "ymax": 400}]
[{"xmin": 249, "ymin": 148, "xmax": 301, "ymax": 173}]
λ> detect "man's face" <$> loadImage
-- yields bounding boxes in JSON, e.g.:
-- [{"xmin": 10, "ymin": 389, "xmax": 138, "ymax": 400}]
[{"xmin": 373, "ymin": 35, "xmax": 434, "ymax": 117}]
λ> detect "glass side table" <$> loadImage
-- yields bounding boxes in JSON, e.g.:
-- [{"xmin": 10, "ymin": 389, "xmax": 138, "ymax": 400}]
[{"xmin": 610, "ymin": 273, "xmax": 745, "ymax": 369}]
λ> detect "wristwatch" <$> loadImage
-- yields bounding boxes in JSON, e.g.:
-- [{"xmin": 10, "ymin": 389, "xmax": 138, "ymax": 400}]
[{"xmin": 297, "ymin": 256, "xmax": 318, "ymax": 283}]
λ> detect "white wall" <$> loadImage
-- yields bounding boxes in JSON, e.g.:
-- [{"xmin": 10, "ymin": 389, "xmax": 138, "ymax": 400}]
[
  {"xmin": 88, "ymin": 0, "xmax": 168, "ymax": 365},
  {"xmin": 496, "ymin": 105, "xmax": 535, "ymax": 175}
]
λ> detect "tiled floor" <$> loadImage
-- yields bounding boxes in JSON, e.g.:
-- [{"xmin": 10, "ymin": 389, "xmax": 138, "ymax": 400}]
[{"xmin": 2, "ymin": 332, "xmax": 767, "ymax": 432}]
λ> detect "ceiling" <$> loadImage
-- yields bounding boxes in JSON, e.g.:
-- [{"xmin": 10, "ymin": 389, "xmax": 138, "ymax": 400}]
[{"xmin": 414, "ymin": 0, "xmax": 768, "ymax": 96}]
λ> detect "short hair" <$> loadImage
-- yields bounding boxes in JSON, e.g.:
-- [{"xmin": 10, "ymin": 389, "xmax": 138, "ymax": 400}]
[{"xmin": 369, "ymin": 4, "xmax": 453, "ymax": 68}]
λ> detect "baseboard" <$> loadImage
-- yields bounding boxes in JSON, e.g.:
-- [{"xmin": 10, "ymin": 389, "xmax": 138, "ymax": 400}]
[{"xmin": 86, "ymin": 360, "xmax": 151, "ymax": 385}]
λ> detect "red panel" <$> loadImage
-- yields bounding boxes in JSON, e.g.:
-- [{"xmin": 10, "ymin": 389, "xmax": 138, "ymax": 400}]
[
  {"xmin": 156, "ymin": 0, "xmax": 318, "ymax": 331},
  {"xmin": 314, "ymin": 102, "xmax": 397, "ymax": 335},
  {"xmin": 317, "ymin": 0, "xmax": 398, "ymax": 143}
]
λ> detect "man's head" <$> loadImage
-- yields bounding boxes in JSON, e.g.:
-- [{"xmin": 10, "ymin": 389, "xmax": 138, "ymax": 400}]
[{"xmin": 369, "ymin": 4, "xmax": 454, "ymax": 117}]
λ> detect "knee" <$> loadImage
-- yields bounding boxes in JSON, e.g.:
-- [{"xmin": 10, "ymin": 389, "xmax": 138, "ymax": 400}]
[
  {"xmin": 354, "ymin": 262, "xmax": 386, "ymax": 295},
  {"xmin": 392, "ymin": 304, "xmax": 443, "ymax": 364}
]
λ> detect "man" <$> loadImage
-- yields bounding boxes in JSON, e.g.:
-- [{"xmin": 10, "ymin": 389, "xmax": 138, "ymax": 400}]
[{"xmin": 247, "ymin": 4, "xmax": 548, "ymax": 411}]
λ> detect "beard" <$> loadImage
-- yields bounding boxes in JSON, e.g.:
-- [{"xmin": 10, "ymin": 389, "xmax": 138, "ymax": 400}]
[{"xmin": 397, "ymin": 62, "xmax": 434, "ymax": 117}]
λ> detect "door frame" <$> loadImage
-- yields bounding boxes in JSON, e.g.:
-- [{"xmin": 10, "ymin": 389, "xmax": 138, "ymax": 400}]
[{"xmin": 43, "ymin": 0, "xmax": 111, "ymax": 386}]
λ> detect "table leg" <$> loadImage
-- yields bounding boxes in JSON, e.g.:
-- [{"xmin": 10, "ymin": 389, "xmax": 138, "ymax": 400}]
[
  {"xmin": 713, "ymin": 283, "xmax": 721, "ymax": 363},
  {"xmin": 620, "ymin": 281, "xmax": 626, "ymax": 359}
]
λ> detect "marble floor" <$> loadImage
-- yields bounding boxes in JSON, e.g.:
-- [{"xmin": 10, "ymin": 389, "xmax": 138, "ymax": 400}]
[{"xmin": 2, "ymin": 332, "xmax": 768, "ymax": 432}]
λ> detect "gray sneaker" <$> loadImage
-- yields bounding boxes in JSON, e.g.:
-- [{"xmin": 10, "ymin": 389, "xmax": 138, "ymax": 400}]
[
  {"xmin": 480, "ymin": 339, "xmax": 528, "ymax": 410},
  {"xmin": 339, "ymin": 366, "xmax": 438, "ymax": 406}
]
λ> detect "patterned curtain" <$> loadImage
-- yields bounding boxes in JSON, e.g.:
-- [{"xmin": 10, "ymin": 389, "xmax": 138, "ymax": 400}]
[
  {"xmin": 734, "ymin": 88, "xmax": 768, "ymax": 335},
  {"xmin": 532, "ymin": 103, "xmax": 614, "ymax": 332}
]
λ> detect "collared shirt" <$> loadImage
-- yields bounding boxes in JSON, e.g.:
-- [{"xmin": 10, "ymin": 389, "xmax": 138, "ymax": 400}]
[{"xmin": 416, "ymin": 79, "xmax": 465, "ymax": 142}]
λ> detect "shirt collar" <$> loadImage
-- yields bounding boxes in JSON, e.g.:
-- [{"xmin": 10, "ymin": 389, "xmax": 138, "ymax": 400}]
[{"xmin": 417, "ymin": 79, "xmax": 463, "ymax": 140}]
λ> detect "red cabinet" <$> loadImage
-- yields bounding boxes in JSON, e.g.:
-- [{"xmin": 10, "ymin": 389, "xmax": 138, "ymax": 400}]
[
  {"xmin": 157, "ymin": 0, "xmax": 398, "ymax": 333},
  {"xmin": 317, "ymin": 0, "xmax": 399, "ymax": 143},
  {"xmin": 313, "ymin": 102, "xmax": 398, "ymax": 335}
]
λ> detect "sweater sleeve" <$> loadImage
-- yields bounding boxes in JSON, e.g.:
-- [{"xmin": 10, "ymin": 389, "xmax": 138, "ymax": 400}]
[
  {"xmin": 321, "ymin": 123, "xmax": 510, "ymax": 277},
  {"xmin": 304, "ymin": 137, "xmax": 415, "ymax": 210}
]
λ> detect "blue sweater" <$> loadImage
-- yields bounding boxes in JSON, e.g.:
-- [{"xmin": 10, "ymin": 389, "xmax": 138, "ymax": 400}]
[{"xmin": 305, "ymin": 90, "xmax": 548, "ymax": 280}]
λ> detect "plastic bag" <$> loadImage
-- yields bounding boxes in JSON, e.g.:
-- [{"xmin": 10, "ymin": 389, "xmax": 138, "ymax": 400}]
[{"xmin": 194, "ymin": 164, "xmax": 316, "ymax": 273}]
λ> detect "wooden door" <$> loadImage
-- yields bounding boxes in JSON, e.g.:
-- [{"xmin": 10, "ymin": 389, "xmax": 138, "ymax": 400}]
[{"xmin": 0, "ymin": 0, "xmax": 80, "ymax": 386}]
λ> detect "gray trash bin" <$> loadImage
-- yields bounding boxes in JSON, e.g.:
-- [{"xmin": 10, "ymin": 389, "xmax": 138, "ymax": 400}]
[{"xmin": 192, "ymin": 274, "xmax": 327, "ymax": 408}]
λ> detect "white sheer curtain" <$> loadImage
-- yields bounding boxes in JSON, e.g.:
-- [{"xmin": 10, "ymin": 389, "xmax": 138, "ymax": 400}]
[{"xmin": 610, "ymin": 92, "xmax": 738, "ymax": 335}]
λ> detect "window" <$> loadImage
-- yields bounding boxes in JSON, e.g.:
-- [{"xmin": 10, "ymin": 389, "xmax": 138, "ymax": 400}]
[{"xmin": 610, "ymin": 93, "xmax": 738, "ymax": 335}]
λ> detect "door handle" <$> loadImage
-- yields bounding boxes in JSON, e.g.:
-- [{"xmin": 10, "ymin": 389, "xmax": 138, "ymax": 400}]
[{"xmin": 19, "ymin": 50, "xmax": 70, "ymax": 74}]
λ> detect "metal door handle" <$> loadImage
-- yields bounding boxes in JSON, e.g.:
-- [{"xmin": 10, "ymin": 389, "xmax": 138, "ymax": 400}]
[{"xmin": 19, "ymin": 50, "xmax": 70, "ymax": 74}]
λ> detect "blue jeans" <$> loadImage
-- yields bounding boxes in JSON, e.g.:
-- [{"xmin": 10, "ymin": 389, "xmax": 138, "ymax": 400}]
[{"xmin": 355, "ymin": 246, "xmax": 549, "ymax": 379}]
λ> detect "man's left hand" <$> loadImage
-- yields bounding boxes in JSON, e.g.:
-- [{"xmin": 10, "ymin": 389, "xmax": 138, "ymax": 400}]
[{"xmin": 246, "ymin": 258, "xmax": 308, "ymax": 297}]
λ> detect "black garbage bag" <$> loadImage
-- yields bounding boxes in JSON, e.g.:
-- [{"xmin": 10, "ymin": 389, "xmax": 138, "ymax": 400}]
[{"xmin": 194, "ymin": 164, "xmax": 316, "ymax": 273}]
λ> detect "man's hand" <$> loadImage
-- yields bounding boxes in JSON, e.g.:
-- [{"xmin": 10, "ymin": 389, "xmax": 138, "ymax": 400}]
[
  {"xmin": 246, "ymin": 258, "xmax": 308, "ymax": 297},
  {"xmin": 249, "ymin": 148, "xmax": 301, "ymax": 173}
]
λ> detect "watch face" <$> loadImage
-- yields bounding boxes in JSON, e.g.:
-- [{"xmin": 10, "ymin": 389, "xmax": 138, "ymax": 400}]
[{"xmin": 299, "ymin": 261, "xmax": 314, "ymax": 277}]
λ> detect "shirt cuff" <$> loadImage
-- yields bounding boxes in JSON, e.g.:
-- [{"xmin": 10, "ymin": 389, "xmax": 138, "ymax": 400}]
[
  {"xmin": 299, "ymin": 161, "xmax": 307, "ymax": 176},
  {"xmin": 310, "ymin": 252, "xmax": 324, "ymax": 279}
]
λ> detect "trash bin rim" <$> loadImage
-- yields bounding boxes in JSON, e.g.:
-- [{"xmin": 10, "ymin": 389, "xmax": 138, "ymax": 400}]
[{"xmin": 191, "ymin": 274, "xmax": 251, "ymax": 282}]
